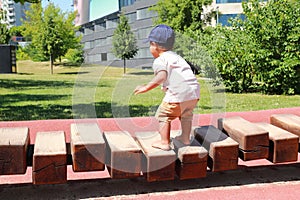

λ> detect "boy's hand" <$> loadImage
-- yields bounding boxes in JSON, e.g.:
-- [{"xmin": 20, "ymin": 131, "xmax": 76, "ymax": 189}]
[{"xmin": 134, "ymin": 85, "xmax": 148, "ymax": 95}]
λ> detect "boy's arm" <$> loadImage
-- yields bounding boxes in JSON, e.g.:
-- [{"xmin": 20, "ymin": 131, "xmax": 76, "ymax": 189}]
[{"xmin": 134, "ymin": 70, "xmax": 167, "ymax": 95}]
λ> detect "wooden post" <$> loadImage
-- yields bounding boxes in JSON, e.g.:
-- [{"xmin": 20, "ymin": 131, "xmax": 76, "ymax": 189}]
[
  {"xmin": 172, "ymin": 138, "xmax": 208, "ymax": 180},
  {"xmin": 33, "ymin": 131, "xmax": 67, "ymax": 185},
  {"xmin": 256, "ymin": 122, "xmax": 299, "ymax": 163},
  {"xmin": 194, "ymin": 125, "xmax": 239, "ymax": 172},
  {"xmin": 0, "ymin": 127, "xmax": 29, "ymax": 175},
  {"xmin": 218, "ymin": 116, "xmax": 269, "ymax": 161},
  {"xmin": 70, "ymin": 123, "xmax": 106, "ymax": 172},
  {"xmin": 135, "ymin": 132, "xmax": 176, "ymax": 182},
  {"xmin": 104, "ymin": 131, "xmax": 142, "ymax": 179}
]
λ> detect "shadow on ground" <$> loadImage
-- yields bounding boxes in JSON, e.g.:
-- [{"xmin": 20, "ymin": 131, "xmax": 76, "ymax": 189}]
[{"xmin": 0, "ymin": 163, "xmax": 299, "ymax": 199}]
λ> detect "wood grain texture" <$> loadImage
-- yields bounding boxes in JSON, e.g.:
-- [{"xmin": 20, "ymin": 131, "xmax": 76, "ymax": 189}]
[
  {"xmin": 256, "ymin": 122, "xmax": 299, "ymax": 163},
  {"xmin": 218, "ymin": 117, "xmax": 269, "ymax": 161},
  {"xmin": 0, "ymin": 127, "xmax": 29, "ymax": 175},
  {"xmin": 194, "ymin": 125, "xmax": 239, "ymax": 172},
  {"xmin": 135, "ymin": 132, "xmax": 176, "ymax": 182},
  {"xmin": 104, "ymin": 131, "xmax": 142, "ymax": 179},
  {"xmin": 33, "ymin": 131, "xmax": 67, "ymax": 185},
  {"xmin": 70, "ymin": 123, "xmax": 106, "ymax": 172}
]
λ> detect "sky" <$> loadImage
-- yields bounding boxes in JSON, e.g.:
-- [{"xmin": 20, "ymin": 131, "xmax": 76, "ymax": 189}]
[
  {"xmin": 42, "ymin": 0, "xmax": 73, "ymax": 12},
  {"xmin": 90, "ymin": 0, "xmax": 119, "ymax": 21},
  {"xmin": 41, "ymin": 0, "xmax": 119, "ymax": 21}
]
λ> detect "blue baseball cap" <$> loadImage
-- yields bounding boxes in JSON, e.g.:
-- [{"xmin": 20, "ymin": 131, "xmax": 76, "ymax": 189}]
[{"xmin": 145, "ymin": 24, "xmax": 175, "ymax": 49}]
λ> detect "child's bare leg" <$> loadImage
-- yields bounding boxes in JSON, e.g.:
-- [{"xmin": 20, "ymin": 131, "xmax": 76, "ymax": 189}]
[
  {"xmin": 152, "ymin": 121, "xmax": 171, "ymax": 150},
  {"xmin": 175, "ymin": 120, "xmax": 192, "ymax": 145}
]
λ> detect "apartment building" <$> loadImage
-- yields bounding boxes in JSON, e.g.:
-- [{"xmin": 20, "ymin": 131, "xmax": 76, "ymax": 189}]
[
  {"xmin": 0, "ymin": 0, "xmax": 30, "ymax": 28},
  {"xmin": 79, "ymin": 0, "xmax": 246, "ymax": 67}
]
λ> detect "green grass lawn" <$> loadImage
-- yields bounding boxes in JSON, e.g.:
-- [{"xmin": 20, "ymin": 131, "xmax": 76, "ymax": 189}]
[{"xmin": 0, "ymin": 60, "xmax": 299, "ymax": 121}]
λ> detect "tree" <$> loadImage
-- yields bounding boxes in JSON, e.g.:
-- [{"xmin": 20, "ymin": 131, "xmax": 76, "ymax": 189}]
[
  {"xmin": 23, "ymin": 3, "xmax": 80, "ymax": 74},
  {"xmin": 112, "ymin": 13, "xmax": 138, "ymax": 74},
  {"xmin": 0, "ymin": 10, "xmax": 10, "ymax": 44},
  {"xmin": 151, "ymin": 0, "xmax": 213, "ymax": 33},
  {"xmin": 241, "ymin": 0, "xmax": 300, "ymax": 94}
]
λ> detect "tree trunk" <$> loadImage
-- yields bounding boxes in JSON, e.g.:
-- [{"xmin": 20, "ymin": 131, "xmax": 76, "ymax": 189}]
[
  {"xmin": 50, "ymin": 54, "xmax": 54, "ymax": 75},
  {"xmin": 123, "ymin": 58, "xmax": 126, "ymax": 74}
]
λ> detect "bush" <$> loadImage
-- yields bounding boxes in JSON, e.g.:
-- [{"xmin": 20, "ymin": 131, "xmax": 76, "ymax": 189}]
[{"xmin": 64, "ymin": 48, "xmax": 84, "ymax": 65}]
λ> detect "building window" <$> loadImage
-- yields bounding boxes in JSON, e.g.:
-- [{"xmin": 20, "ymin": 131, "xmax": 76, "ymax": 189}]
[
  {"xmin": 101, "ymin": 53, "xmax": 107, "ymax": 61},
  {"xmin": 120, "ymin": 0, "xmax": 136, "ymax": 8},
  {"xmin": 136, "ymin": 8, "xmax": 157, "ymax": 20},
  {"xmin": 219, "ymin": 14, "xmax": 245, "ymax": 26}
]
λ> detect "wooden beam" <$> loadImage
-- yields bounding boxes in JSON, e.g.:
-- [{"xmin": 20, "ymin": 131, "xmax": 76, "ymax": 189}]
[
  {"xmin": 194, "ymin": 125, "xmax": 239, "ymax": 172},
  {"xmin": 70, "ymin": 123, "xmax": 106, "ymax": 172},
  {"xmin": 33, "ymin": 131, "xmax": 67, "ymax": 185},
  {"xmin": 218, "ymin": 116, "xmax": 269, "ymax": 161},
  {"xmin": 0, "ymin": 127, "xmax": 29, "ymax": 175},
  {"xmin": 104, "ymin": 131, "xmax": 142, "ymax": 179},
  {"xmin": 135, "ymin": 132, "xmax": 176, "ymax": 182}
]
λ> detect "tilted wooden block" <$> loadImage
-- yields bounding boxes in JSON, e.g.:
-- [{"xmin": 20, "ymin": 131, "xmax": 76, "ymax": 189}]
[
  {"xmin": 270, "ymin": 114, "xmax": 300, "ymax": 139},
  {"xmin": 33, "ymin": 131, "xmax": 67, "ymax": 185},
  {"xmin": 173, "ymin": 138, "xmax": 208, "ymax": 180},
  {"xmin": 104, "ymin": 131, "xmax": 142, "ymax": 179},
  {"xmin": 194, "ymin": 125, "xmax": 239, "ymax": 172},
  {"xmin": 256, "ymin": 122, "xmax": 299, "ymax": 163},
  {"xmin": 218, "ymin": 116, "xmax": 269, "ymax": 161},
  {"xmin": 0, "ymin": 127, "xmax": 29, "ymax": 175},
  {"xmin": 70, "ymin": 123, "xmax": 106, "ymax": 172},
  {"xmin": 135, "ymin": 132, "xmax": 176, "ymax": 182}
]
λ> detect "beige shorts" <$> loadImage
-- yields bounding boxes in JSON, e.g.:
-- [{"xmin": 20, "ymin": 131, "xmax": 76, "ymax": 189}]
[{"xmin": 155, "ymin": 99, "xmax": 199, "ymax": 123}]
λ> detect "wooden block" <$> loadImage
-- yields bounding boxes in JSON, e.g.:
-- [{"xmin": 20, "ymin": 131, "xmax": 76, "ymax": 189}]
[
  {"xmin": 194, "ymin": 125, "xmax": 239, "ymax": 172},
  {"xmin": 135, "ymin": 132, "xmax": 176, "ymax": 182},
  {"xmin": 33, "ymin": 131, "xmax": 67, "ymax": 185},
  {"xmin": 218, "ymin": 116, "xmax": 269, "ymax": 161},
  {"xmin": 270, "ymin": 114, "xmax": 300, "ymax": 139},
  {"xmin": 0, "ymin": 127, "xmax": 29, "ymax": 175},
  {"xmin": 70, "ymin": 123, "xmax": 106, "ymax": 172},
  {"xmin": 104, "ymin": 131, "xmax": 142, "ymax": 179},
  {"xmin": 173, "ymin": 139, "xmax": 207, "ymax": 180},
  {"xmin": 256, "ymin": 122, "xmax": 299, "ymax": 163}
]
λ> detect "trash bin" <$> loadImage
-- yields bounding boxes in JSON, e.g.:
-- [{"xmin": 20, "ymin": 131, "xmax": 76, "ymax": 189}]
[{"xmin": 0, "ymin": 45, "xmax": 17, "ymax": 73}]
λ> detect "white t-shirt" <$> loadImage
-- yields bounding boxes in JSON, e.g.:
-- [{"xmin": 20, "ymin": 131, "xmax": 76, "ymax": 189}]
[{"xmin": 152, "ymin": 51, "xmax": 200, "ymax": 103}]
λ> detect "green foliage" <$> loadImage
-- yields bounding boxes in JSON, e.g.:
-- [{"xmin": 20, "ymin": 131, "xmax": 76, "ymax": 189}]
[
  {"xmin": 64, "ymin": 47, "xmax": 84, "ymax": 65},
  {"xmin": 16, "ymin": 46, "xmax": 31, "ymax": 60},
  {"xmin": 0, "ymin": 10, "xmax": 10, "ymax": 44},
  {"xmin": 151, "ymin": 0, "xmax": 213, "ymax": 32},
  {"xmin": 187, "ymin": 0, "xmax": 300, "ymax": 94},
  {"xmin": 23, "ymin": 3, "xmax": 80, "ymax": 74},
  {"xmin": 112, "ymin": 13, "xmax": 138, "ymax": 73},
  {"xmin": 241, "ymin": 0, "xmax": 300, "ymax": 94}
]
